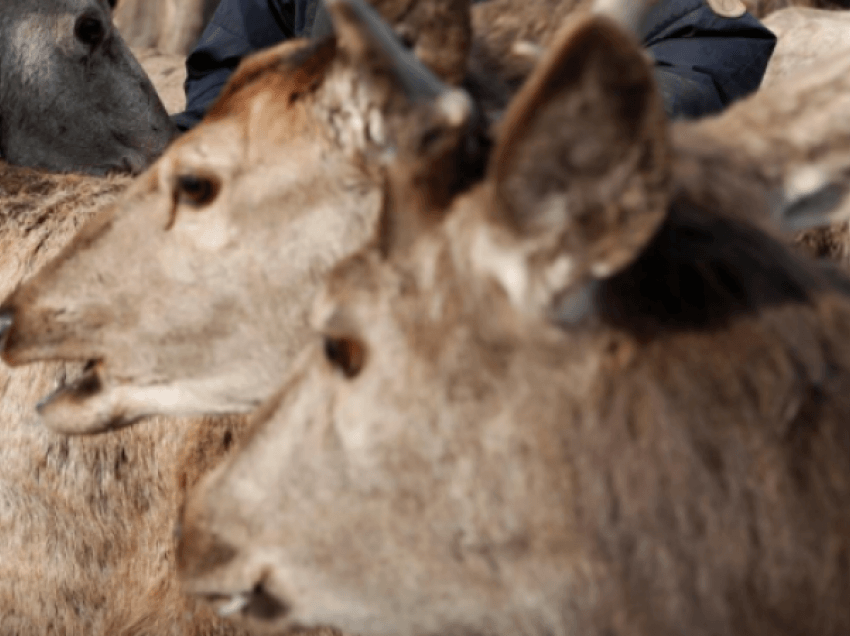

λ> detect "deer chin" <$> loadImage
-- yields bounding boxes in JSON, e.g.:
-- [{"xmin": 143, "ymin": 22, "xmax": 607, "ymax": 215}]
[
  {"xmin": 192, "ymin": 585, "xmax": 293, "ymax": 631},
  {"xmin": 179, "ymin": 550, "xmax": 296, "ymax": 633},
  {"xmin": 36, "ymin": 366, "xmax": 261, "ymax": 435}
]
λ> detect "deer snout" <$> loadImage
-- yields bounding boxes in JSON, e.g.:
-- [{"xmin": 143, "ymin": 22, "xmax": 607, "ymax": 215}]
[
  {"xmin": 177, "ymin": 512, "xmax": 291, "ymax": 623},
  {"xmin": 178, "ymin": 491, "xmax": 294, "ymax": 625}
]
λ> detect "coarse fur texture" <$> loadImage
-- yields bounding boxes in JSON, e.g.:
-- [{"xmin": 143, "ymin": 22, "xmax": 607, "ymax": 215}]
[
  {"xmin": 678, "ymin": 24, "xmax": 850, "ymax": 267},
  {"xmin": 0, "ymin": 161, "xmax": 260, "ymax": 635},
  {"xmin": 0, "ymin": 0, "xmax": 175, "ymax": 174},
  {"xmin": 178, "ymin": 14, "xmax": 850, "ymax": 636},
  {"xmin": 0, "ymin": 0, "xmax": 664, "ymax": 435},
  {"xmin": 8, "ymin": 0, "xmax": 850, "ymax": 435},
  {"xmin": 468, "ymin": 0, "xmax": 594, "ymax": 97}
]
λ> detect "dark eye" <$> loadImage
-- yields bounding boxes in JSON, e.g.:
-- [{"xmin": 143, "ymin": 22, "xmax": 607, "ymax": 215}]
[
  {"xmin": 175, "ymin": 174, "xmax": 219, "ymax": 207},
  {"xmin": 75, "ymin": 15, "xmax": 105, "ymax": 49},
  {"xmin": 324, "ymin": 336, "xmax": 365, "ymax": 378},
  {"xmin": 107, "ymin": 0, "xmax": 117, "ymax": 10}
]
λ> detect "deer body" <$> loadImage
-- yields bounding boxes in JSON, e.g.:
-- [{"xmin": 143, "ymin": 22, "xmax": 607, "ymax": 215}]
[{"xmin": 176, "ymin": 9, "xmax": 850, "ymax": 636}]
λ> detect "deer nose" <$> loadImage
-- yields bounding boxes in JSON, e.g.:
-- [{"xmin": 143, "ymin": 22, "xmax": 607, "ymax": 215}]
[{"xmin": 0, "ymin": 310, "xmax": 14, "ymax": 352}]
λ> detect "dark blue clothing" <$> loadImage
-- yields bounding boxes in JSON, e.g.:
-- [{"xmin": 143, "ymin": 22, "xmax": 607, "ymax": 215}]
[
  {"xmin": 172, "ymin": 0, "xmax": 314, "ymax": 131},
  {"xmin": 641, "ymin": 0, "xmax": 776, "ymax": 120},
  {"xmin": 172, "ymin": 0, "xmax": 776, "ymax": 131}
]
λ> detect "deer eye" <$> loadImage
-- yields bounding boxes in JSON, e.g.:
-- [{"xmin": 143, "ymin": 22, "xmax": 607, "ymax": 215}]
[
  {"xmin": 175, "ymin": 174, "xmax": 219, "ymax": 207},
  {"xmin": 323, "ymin": 336, "xmax": 366, "ymax": 378},
  {"xmin": 106, "ymin": 0, "xmax": 117, "ymax": 9}
]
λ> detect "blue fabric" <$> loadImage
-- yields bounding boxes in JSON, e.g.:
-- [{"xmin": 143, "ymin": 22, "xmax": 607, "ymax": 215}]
[
  {"xmin": 642, "ymin": 0, "xmax": 776, "ymax": 119},
  {"xmin": 172, "ymin": 0, "xmax": 777, "ymax": 131},
  {"xmin": 171, "ymin": 0, "xmax": 312, "ymax": 130}
]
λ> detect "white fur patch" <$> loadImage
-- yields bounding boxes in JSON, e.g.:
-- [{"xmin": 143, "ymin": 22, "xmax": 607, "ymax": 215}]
[
  {"xmin": 8, "ymin": 17, "xmax": 53, "ymax": 85},
  {"xmin": 436, "ymin": 90, "xmax": 472, "ymax": 127},
  {"xmin": 590, "ymin": 260, "xmax": 615, "ymax": 278},
  {"xmin": 471, "ymin": 226, "xmax": 530, "ymax": 309},
  {"xmin": 511, "ymin": 40, "xmax": 544, "ymax": 60},
  {"xmin": 471, "ymin": 226, "xmax": 580, "ymax": 315}
]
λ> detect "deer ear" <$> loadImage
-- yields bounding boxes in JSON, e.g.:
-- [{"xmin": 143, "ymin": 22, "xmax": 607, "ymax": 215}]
[
  {"xmin": 468, "ymin": 16, "xmax": 670, "ymax": 321},
  {"xmin": 487, "ymin": 16, "xmax": 670, "ymax": 288}
]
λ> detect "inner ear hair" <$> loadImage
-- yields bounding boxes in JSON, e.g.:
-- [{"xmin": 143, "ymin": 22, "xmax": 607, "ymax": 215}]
[{"xmin": 490, "ymin": 16, "xmax": 665, "ymax": 235}]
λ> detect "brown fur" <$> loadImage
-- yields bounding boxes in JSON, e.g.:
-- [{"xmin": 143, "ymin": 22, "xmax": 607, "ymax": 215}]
[
  {"xmin": 355, "ymin": 0, "xmax": 473, "ymax": 85},
  {"xmin": 7, "ymin": 0, "xmax": 850, "ymax": 427},
  {"xmin": 0, "ymin": 0, "xmax": 481, "ymax": 434},
  {"xmin": 178, "ymin": 14, "xmax": 850, "ymax": 636},
  {"xmin": 677, "ymin": 27, "xmax": 850, "ymax": 267},
  {"xmin": 469, "ymin": 0, "xmax": 593, "ymax": 94},
  {"xmin": 0, "ymin": 162, "xmax": 257, "ymax": 634}
]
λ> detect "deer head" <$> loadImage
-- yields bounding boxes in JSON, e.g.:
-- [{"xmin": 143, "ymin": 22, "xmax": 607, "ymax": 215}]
[
  {"xmin": 0, "ymin": 0, "xmax": 480, "ymax": 434},
  {"xmin": 0, "ymin": 0, "xmax": 175, "ymax": 174}
]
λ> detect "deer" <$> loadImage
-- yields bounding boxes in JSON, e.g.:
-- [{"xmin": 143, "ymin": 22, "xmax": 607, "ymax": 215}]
[
  {"xmin": 0, "ymin": 1, "xmax": 273, "ymax": 634},
  {"xmin": 0, "ymin": 0, "xmax": 483, "ymax": 631},
  {"xmin": 674, "ymin": 7, "xmax": 850, "ymax": 267},
  {"xmin": 173, "ymin": 4, "xmax": 850, "ymax": 636},
  {"xmin": 0, "ymin": 0, "xmax": 176, "ymax": 174},
  {"xmin": 0, "ymin": 0, "xmax": 837, "ymax": 438},
  {"xmin": 0, "ymin": 159, "xmax": 270, "ymax": 635}
]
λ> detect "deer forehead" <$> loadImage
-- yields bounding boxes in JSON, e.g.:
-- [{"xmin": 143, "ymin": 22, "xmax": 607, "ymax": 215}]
[{"xmin": 168, "ymin": 122, "xmax": 248, "ymax": 177}]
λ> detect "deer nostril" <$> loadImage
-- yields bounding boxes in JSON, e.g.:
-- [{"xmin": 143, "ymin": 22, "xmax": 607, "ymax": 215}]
[
  {"xmin": 0, "ymin": 310, "xmax": 14, "ymax": 351},
  {"xmin": 243, "ymin": 578, "xmax": 290, "ymax": 621}
]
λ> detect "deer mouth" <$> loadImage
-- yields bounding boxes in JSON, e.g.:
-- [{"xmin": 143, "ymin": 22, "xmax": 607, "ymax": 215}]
[
  {"xmin": 35, "ymin": 360, "xmax": 144, "ymax": 435},
  {"xmin": 203, "ymin": 584, "xmax": 291, "ymax": 624},
  {"xmin": 38, "ymin": 359, "xmax": 104, "ymax": 408}
]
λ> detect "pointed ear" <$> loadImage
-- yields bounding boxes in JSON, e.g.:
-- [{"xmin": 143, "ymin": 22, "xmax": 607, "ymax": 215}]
[{"xmin": 488, "ymin": 15, "xmax": 671, "ymax": 286}]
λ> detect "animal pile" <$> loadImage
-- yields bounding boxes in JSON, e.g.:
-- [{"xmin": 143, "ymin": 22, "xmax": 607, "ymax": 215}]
[{"xmin": 2, "ymin": 0, "xmax": 850, "ymax": 635}]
